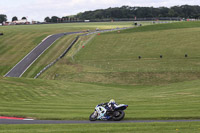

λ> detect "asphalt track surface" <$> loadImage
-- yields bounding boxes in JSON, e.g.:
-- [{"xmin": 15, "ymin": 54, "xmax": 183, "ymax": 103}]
[
  {"xmin": 1, "ymin": 119, "xmax": 200, "ymax": 124},
  {"xmin": 4, "ymin": 32, "xmax": 81, "ymax": 77}
]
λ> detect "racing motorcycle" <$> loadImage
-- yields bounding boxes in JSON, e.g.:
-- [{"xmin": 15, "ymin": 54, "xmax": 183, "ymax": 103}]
[{"xmin": 89, "ymin": 103, "xmax": 128, "ymax": 121}]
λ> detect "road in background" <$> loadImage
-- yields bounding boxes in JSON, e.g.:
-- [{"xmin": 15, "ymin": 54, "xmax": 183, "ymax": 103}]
[
  {"xmin": 4, "ymin": 32, "xmax": 80, "ymax": 77},
  {"xmin": 4, "ymin": 27, "xmax": 130, "ymax": 78}
]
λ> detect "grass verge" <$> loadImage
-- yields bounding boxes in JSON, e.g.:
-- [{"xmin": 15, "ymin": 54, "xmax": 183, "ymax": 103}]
[
  {"xmin": 0, "ymin": 77, "xmax": 200, "ymax": 120},
  {"xmin": 0, "ymin": 122, "xmax": 200, "ymax": 133}
]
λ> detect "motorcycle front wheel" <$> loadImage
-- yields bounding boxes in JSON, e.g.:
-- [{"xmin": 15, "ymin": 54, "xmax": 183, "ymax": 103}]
[
  {"xmin": 89, "ymin": 112, "xmax": 97, "ymax": 121},
  {"xmin": 112, "ymin": 110, "xmax": 125, "ymax": 121}
]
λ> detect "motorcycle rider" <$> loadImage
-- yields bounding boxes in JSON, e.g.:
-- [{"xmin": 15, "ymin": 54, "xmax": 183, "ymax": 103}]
[
  {"xmin": 97, "ymin": 99, "xmax": 117, "ymax": 120},
  {"xmin": 98, "ymin": 99, "xmax": 117, "ymax": 112},
  {"xmin": 90, "ymin": 99, "xmax": 128, "ymax": 121}
]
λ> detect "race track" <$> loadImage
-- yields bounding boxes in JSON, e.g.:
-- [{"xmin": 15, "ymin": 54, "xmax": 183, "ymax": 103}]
[
  {"xmin": 4, "ymin": 32, "xmax": 81, "ymax": 77},
  {"xmin": 1, "ymin": 119, "xmax": 200, "ymax": 125},
  {"xmin": 3, "ymin": 27, "xmax": 197, "ymax": 125}
]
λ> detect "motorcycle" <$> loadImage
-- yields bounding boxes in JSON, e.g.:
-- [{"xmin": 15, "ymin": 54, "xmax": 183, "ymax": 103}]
[{"xmin": 89, "ymin": 103, "xmax": 128, "ymax": 121}]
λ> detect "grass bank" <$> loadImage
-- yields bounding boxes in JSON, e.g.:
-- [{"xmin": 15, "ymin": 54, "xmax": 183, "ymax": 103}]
[
  {"xmin": 0, "ymin": 122, "xmax": 200, "ymax": 133},
  {"xmin": 40, "ymin": 21, "xmax": 200, "ymax": 85},
  {"xmin": 0, "ymin": 22, "xmax": 133, "ymax": 76},
  {"xmin": 0, "ymin": 77, "xmax": 200, "ymax": 120}
]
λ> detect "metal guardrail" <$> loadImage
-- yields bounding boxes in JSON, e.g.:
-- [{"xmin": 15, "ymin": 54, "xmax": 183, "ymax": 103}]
[{"xmin": 34, "ymin": 36, "xmax": 80, "ymax": 79}]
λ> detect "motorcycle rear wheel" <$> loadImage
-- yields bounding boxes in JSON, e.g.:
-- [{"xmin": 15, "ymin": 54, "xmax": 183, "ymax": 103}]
[
  {"xmin": 112, "ymin": 110, "xmax": 125, "ymax": 121},
  {"xmin": 89, "ymin": 112, "xmax": 97, "ymax": 121}
]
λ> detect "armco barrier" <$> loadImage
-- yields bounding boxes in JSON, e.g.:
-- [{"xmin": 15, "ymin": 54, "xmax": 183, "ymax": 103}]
[
  {"xmin": 34, "ymin": 27, "xmax": 133, "ymax": 79},
  {"xmin": 34, "ymin": 36, "xmax": 80, "ymax": 79}
]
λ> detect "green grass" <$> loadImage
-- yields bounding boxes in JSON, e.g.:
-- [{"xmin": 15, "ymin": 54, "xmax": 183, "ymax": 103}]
[
  {"xmin": 123, "ymin": 21, "xmax": 200, "ymax": 33},
  {"xmin": 1, "ymin": 21, "xmax": 200, "ymax": 132},
  {"xmin": 0, "ymin": 122, "xmax": 200, "ymax": 133},
  {"xmin": 39, "ymin": 21, "xmax": 200, "ymax": 85},
  {"xmin": 0, "ymin": 22, "xmax": 133, "ymax": 76},
  {"xmin": 22, "ymin": 34, "xmax": 78, "ymax": 78},
  {"xmin": 0, "ymin": 77, "xmax": 200, "ymax": 120}
]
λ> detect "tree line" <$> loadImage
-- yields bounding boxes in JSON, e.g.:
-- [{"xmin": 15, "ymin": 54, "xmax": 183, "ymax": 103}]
[
  {"xmin": 76, "ymin": 5, "xmax": 200, "ymax": 20},
  {"xmin": 44, "ymin": 16, "xmax": 79, "ymax": 23},
  {"xmin": 45, "ymin": 5, "xmax": 200, "ymax": 22},
  {"xmin": 1, "ymin": 4, "xmax": 200, "ymax": 24},
  {"xmin": 0, "ymin": 15, "xmax": 27, "ymax": 24},
  {"xmin": 0, "ymin": 14, "xmax": 7, "ymax": 24}
]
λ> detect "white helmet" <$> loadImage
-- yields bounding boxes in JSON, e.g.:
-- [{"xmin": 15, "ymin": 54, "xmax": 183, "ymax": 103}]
[{"xmin": 109, "ymin": 99, "xmax": 115, "ymax": 104}]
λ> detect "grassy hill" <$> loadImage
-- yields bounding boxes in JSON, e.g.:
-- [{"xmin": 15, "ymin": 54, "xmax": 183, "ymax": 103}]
[
  {"xmin": 39, "ymin": 21, "xmax": 200, "ymax": 85},
  {"xmin": 0, "ymin": 77, "xmax": 200, "ymax": 120},
  {"xmin": 0, "ymin": 78, "xmax": 200, "ymax": 132},
  {"xmin": 0, "ymin": 21, "xmax": 200, "ymax": 120},
  {"xmin": 0, "ymin": 22, "xmax": 133, "ymax": 76},
  {"xmin": 1, "ymin": 21, "xmax": 200, "ymax": 132}
]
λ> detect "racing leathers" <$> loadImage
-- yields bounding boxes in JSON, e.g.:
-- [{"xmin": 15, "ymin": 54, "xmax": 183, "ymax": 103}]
[{"xmin": 98, "ymin": 102, "xmax": 117, "ymax": 112}]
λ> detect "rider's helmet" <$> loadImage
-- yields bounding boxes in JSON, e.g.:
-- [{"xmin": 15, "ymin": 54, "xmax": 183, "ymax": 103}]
[{"xmin": 109, "ymin": 99, "xmax": 115, "ymax": 104}]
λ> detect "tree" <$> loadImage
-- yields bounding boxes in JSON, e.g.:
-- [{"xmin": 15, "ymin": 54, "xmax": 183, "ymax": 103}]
[
  {"xmin": 159, "ymin": 7, "xmax": 169, "ymax": 17},
  {"xmin": 12, "ymin": 16, "xmax": 18, "ymax": 22},
  {"xmin": 22, "ymin": 17, "xmax": 27, "ymax": 20},
  {"xmin": 0, "ymin": 14, "xmax": 7, "ymax": 24},
  {"xmin": 168, "ymin": 9, "xmax": 175, "ymax": 17},
  {"xmin": 51, "ymin": 16, "xmax": 59, "ymax": 23},
  {"xmin": 61, "ymin": 17, "xmax": 69, "ymax": 22},
  {"xmin": 44, "ymin": 17, "xmax": 51, "ymax": 22}
]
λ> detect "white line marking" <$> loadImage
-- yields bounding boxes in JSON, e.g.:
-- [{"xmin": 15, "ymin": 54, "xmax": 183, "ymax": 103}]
[
  {"xmin": 19, "ymin": 36, "xmax": 61, "ymax": 77},
  {"xmin": 4, "ymin": 34, "xmax": 53, "ymax": 77},
  {"xmin": 23, "ymin": 119, "xmax": 34, "ymax": 121}
]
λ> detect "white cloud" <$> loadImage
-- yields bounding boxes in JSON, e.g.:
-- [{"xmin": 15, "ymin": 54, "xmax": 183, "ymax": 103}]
[
  {"xmin": 0, "ymin": 9, "xmax": 6, "ymax": 14},
  {"xmin": 2, "ymin": 0, "xmax": 200, "ymax": 21}
]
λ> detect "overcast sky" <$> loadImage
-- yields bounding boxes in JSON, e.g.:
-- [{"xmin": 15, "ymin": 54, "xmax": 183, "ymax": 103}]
[{"xmin": 0, "ymin": 0, "xmax": 199, "ymax": 21}]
